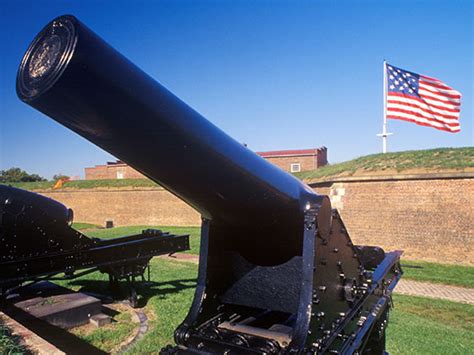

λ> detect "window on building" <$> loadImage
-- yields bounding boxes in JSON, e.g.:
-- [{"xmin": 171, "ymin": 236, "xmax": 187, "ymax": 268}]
[
  {"xmin": 290, "ymin": 163, "xmax": 301, "ymax": 173},
  {"xmin": 116, "ymin": 170, "xmax": 124, "ymax": 179}
]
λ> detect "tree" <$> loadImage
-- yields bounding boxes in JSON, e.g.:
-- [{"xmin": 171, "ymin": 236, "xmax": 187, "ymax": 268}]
[
  {"xmin": 52, "ymin": 174, "xmax": 70, "ymax": 181},
  {"xmin": 0, "ymin": 168, "xmax": 46, "ymax": 183}
]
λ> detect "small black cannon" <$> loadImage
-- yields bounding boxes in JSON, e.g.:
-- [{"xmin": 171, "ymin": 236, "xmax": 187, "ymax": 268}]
[
  {"xmin": 16, "ymin": 15, "xmax": 402, "ymax": 354},
  {"xmin": 0, "ymin": 185, "xmax": 189, "ymax": 306}
]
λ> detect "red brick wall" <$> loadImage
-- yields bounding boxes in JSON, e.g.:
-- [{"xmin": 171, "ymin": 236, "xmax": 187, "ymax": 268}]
[
  {"xmin": 38, "ymin": 173, "xmax": 473, "ymax": 264},
  {"xmin": 264, "ymin": 155, "xmax": 317, "ymax": 172},
  {"xmin": 85, "ymin": 164, "xmax": 146, "ymax": 180},
  {"xmin": 84, "ymin": 166, "xmax": 108, "ymax": 180},
  {"xmin": 311, "ymin": 176, "xmax": 474, "ymax": 264},
  {"xmin": 86, "ymin": 149, "xmax": 328, "ymax": 178},
  {"xmin": 261, "ymin": 149, "xmax": 328, "ymax": 172},
  {"xmin": 39, "ymin": 188, "xmax": 200, "ymax": 226}
]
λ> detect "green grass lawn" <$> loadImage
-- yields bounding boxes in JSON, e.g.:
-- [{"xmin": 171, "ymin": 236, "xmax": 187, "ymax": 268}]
[
  {"xmin": 4, "ymin": 218, "xmax": 473, "ymax": 355},
  {"xmin": 64, "ymin": 223, "xmax": 474, "ymax": 352},
  {"xmin": 4, "ymin": 224, "xmax": 469, "ymax": 353},
  {"xmin": 387, "ymin": 295, "xmax": 474, "ymax": 354},
  {"xmin": 71, "ymin": 222, "xmax": 102, "ymax": 230},
  {"xmin": 4, "ymin": 178, "xmax": 158, "ymax": 191},
  {"xmin": 296, "ymin": 146, "xmax": 474, "ymax": 180},
  {"xmin": 76, "ymin": 225, "xmax": 201, "ymax": 255},
  {"xmin": 73, "ymin": 223, "xmax": 474, "ymax": 288},
  {"xmin": 402, "ymin": 259, "xmax": 474, "ymax": 288},
  {"xmin": 54, "ymin": 258, "xmax": 473, "ymax": 354},
  {"xmin": 75, "ymin": 224, "xmax": 474, "ymax": 286},
  {"xmin": 70, "ymin": 306, "xmax": 136, "ymax": 352},
  {"xmin": 59, "ymin": 258, "xmax": 198, "ymax": 353},
  {"xmin": 0, "ymin": 323, "xmax": 27, "ymax": 355}
]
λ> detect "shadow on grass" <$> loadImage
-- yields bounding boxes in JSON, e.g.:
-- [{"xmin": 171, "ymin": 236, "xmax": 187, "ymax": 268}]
[
  {"xmin": 0, "ymin": 321, "xmax": 31, "ymax": 354},
  {"xmin": 1, "ymin": 278, "xmax": 196, "ymax": 353},
  {"xmin": 66, "ymin": 278, "xmax": 197, "ymax": 308},
  {"xmin": 2, "ymin": 305, "xmax": 107, "ymax": 355}
]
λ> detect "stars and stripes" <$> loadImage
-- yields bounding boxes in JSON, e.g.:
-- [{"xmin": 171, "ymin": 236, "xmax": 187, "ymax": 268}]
[{"xmin": 386, "ymin": 64, "xmax": 461, "ymax": 133}]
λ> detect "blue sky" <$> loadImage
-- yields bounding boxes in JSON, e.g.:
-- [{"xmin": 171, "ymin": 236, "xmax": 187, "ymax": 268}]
[{"xmin": 0, "ymin": 0, "xmax": 472, "ymax": 179}]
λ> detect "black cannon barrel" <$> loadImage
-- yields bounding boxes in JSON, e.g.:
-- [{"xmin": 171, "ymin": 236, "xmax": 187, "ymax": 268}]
[
  {"xmin": 15, "ymin": 17, "xmax": 402, "ymax": 353},
  {"xmin": 17, "ymin": 15, "xmax": 322, "ymax": 228}
]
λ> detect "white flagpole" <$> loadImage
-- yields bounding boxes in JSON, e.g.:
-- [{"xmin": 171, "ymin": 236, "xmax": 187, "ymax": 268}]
[{"xmin": 377, "ymin": 60, "xmax": 392, "ymax": 153}]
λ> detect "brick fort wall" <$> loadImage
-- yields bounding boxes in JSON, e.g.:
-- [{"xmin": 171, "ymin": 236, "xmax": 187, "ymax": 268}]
[
  {"xmin": 310, "ymin": 174, "xmax": 473, "ymax": 264},
  {"xmin": 40, "ymin": 188, "xmax": 201, "ymax": 227},
  {"xmin": 85, "ymin": 164, "xmax": 146, "ymax": 180},
  {"xmin": 38, "ymin": 173, "xmax": 473, "ymax": 264}
]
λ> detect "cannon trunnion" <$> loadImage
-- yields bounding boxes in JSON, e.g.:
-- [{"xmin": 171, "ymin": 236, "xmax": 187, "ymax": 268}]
[{"xmin": 17, "ymin": 15, "xmax": 402, "ymax": 354}]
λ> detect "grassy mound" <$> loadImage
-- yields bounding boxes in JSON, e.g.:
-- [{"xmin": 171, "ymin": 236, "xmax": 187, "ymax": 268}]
[
  {"xmin": 3, "ymin": 147, "xmax": 472, "ymax": 191},
  {"xmin": 4, "ymin": 178, "xmax": 158, "ymax": 191},
  {"xmin": 296, "ymin": 147, "xmax": 473, "ymax": 181}
]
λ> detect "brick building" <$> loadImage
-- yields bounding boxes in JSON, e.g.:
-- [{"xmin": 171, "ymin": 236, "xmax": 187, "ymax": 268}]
[
  {"xmin": 84, "ymin": 147, "xmax": 328, "ymax": 179},
  {"xmin": 85, "ymin": 161, "xmax": 146, "ymax": 180},
  {"xmin": 256, "ymin": 147, "xmax": 328, "ymax": 173}
]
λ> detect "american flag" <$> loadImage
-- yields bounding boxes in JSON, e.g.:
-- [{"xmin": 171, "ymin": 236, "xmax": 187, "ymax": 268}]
[{"xmin": 386, "ymin": 64, "xmax": 461, "ymax": 132}]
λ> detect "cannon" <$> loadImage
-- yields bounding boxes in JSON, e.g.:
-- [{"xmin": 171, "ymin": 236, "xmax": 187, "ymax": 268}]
[
  {"xmin": 16, "ymin": 15, "xmax": 402, "ymax": 354},
  {"xmin": 0, "ymin": 185, "xmax": 190, "ymax": 306}
]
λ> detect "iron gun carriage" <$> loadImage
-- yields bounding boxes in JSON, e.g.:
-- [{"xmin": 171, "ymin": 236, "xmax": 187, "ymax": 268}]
[
  {"xmin": 0, "ymin": 184, "xmax": 189, "ymax": 306},
  {"xmin": 15, "ymin": 15, "xmax": 402, "ymax": 354}
]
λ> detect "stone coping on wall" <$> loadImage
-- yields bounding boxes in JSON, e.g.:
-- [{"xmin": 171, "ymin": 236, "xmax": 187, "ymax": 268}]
[{"xmin": 307, "ymin": 171, "xmax": 474, "ymax": 186}]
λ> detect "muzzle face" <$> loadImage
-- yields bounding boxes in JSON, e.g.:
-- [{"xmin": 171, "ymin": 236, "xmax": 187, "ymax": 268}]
[{"xmin": 17, "ymin": 16, "xmax": 77, "ymax": 100}]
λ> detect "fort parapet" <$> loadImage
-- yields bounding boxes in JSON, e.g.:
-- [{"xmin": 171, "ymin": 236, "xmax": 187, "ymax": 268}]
[{"xmin": 38, "ymin": 172, "xmax": 473, "ymax": 264}]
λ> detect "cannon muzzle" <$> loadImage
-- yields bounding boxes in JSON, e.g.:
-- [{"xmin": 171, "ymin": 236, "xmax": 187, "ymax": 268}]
[
  {"xmin": 17, "ymin": 14, "xmax": 329, "ymax": 266},
  {"xmin": 17, "ymin": 15, "xmax": 402, "ymax": 354}
]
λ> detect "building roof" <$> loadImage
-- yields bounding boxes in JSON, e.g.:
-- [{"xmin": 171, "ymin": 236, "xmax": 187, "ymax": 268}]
[
  {"xmin": 256, "ymin": 147, "xmax": 326, "ymax": 158},
  {"xmin": 106, "ymin": 160, "xmax": 125, "ymax": 165}
]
